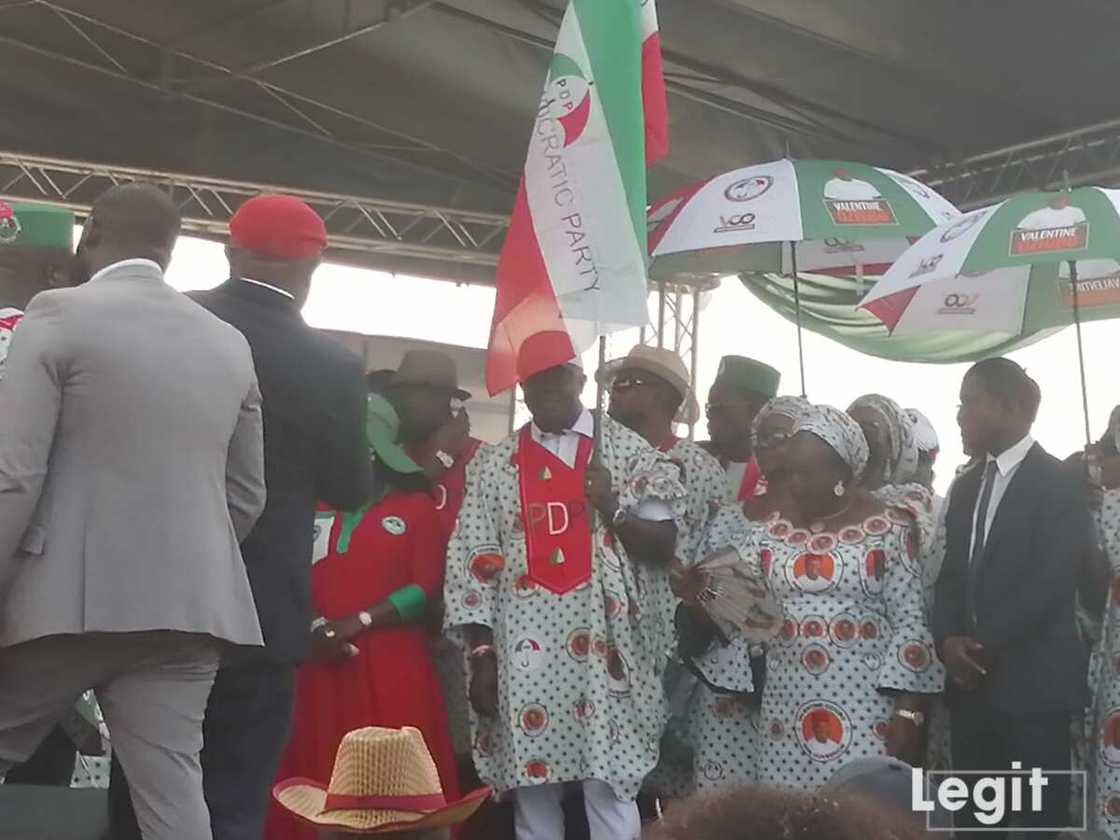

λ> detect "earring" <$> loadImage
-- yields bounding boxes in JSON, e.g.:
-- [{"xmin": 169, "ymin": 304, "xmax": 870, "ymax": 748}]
[{"xmin": 833, "ymin": 481, "xmax": 846, "ymax": 497}]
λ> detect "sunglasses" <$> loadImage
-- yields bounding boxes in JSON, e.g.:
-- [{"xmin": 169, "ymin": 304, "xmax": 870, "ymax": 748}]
[{"xmin": 611, "ymin": 376, "xmax": 652, "ymax": 391}]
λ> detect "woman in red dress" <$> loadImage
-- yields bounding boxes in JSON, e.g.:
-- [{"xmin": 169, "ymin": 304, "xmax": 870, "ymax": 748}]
[{"xmin": 267, "ymin": 395, "xmax": 459, "ymax": 840}]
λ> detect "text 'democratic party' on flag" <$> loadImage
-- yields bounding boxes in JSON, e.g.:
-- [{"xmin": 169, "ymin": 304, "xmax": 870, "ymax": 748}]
[{"xmin": 486, "ymin": 0, "xmax": 663, "ymax": 395}]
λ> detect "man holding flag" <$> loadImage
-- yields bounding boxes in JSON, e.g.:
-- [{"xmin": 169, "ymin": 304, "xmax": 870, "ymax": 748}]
[
  {"xmin": 446, "ymin": 2, "xmax": 675, "ymax": 833},
  {"xmin": 442, "ymin": 340, "xmax": 684, "ymax": 840}
]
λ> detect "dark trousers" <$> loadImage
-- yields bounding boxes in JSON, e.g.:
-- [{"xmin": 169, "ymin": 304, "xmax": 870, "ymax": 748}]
[
  {"xmin": 949, "ymin": 695, "xmax": 1072, "ymax": 839},
  {"xmin": 109, "ymin": 659, "xmax": 295, "ymax": 840},
  {"xmin": 5, "ymin": 726, "xmax": 76, "ymax": 786}
]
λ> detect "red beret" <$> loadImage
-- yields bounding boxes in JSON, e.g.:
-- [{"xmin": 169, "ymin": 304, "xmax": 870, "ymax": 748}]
[{"xmin": 229, "ymin": 194, "xmax": 327, "ymax": 260}]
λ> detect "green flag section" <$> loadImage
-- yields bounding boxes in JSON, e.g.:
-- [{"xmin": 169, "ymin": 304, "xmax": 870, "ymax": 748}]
[
  {"xmin": 486, "ymin": 0, "xmax": 661, "ymax": 394},
  {"xmin": 742, "ymin": 271, "xmax": 1055, "ymax": 364}
]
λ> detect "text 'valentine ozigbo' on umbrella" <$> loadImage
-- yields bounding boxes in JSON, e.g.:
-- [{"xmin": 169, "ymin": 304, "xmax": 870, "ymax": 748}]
[
  {"xmin": 647, "ymin": 158, "xmax": 959, "ymax": 395},
  {"xmin": 861, "ymin": 188, "xmax": 1120, "ymax": 444}
]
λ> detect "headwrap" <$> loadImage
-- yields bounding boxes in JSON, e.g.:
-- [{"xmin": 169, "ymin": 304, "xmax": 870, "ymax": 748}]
[
  {"xmin": 794, "ymin": 404, "xmax": 870, "ymax": 482},
  {"xmin": 905, "ymin": 408, "xmax": 939, "ymax": 460},
  {"xmin": 849, "ymin": 394, "xmax": 919, "ymax": 486},
  {"xmin": 751, "ymin": 395, "xmax": 812, "ymax": 447}
]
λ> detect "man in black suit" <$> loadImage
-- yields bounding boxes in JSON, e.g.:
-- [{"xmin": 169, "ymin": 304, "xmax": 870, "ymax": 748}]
[
  {"xmin": 933, "ymin": 358, "xmax": 1092, "ymax": 838},
  {"xmin": 110, "ymin": 194, "xmax": 371, "ymax": 840}
]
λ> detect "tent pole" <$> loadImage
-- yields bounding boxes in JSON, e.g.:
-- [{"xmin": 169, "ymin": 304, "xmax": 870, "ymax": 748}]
[
  {"xmin": 1069, "ymin": 259, "xmax": 1092, "ymax": 446},
  {"xmin": 657, "ymin": 279, "xmax": 667, "ymax": 349},
  {"xmin": 790, "ymin": 241, "xmax": 807, "ymax": 397}
]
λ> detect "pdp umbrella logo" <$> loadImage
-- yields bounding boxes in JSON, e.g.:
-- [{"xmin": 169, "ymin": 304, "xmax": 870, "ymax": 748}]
[
  {"xmin": 940, "ymin": 212, "xmax": 984, "ymax": 243},
  {"xmin": 908, "ymin": 253, "xmax": 944, "ymax": 279},
  {"xmin": 822, "ymin": 168, "xmax": 897, "ymax": 225},
  {"xmin": 1010, "ymin": 196, "xmax": 1089, "ymax": 255},
  {"xmin": 542, "ymin": 53, "xmax": 591, "ymax": 148},
  {"xmin": 724, "ymin": 175, "xmax": 773, "ymax": 202},
  {"xmin": 0, "ymin": 202, "xmax": 21, "ymax": 244}
]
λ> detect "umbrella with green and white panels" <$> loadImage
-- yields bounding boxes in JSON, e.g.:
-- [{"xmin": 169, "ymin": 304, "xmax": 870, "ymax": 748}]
[
  {"xmin": 861, "ymin": 188, "xmax": 1120, "ymax": 337},
  {"xmin": 648, "ymin": 157, "xmax": 959, "ymax": 279},
  {"xmin": 862, "ymin": 187, "xmax": 1120, "ymax": 443}
]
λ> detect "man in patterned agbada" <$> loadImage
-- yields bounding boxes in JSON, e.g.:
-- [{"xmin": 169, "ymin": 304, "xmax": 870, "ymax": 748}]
[{"xmin": 443, "ymin": 337, "xmax": 686, "ymax": 840}]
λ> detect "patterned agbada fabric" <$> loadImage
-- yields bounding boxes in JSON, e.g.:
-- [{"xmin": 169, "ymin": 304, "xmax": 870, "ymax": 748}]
[
  {"xmin": 1088, "ymin": 490, "xmax": 1120, "ymax": 836},
  {"xmin": 753, "ymin": 508, "xmax": 944, "ymax": 791},
  {"xmin": 443, "ymin": 414, "xmax": 686, "ymax": 800},
  {"xmin": 685, "ymin": 505, "xmax": 763, "ymax": 792},
  {"xmin": 663, "ymin": 437, "xmax": 732, "ymax": 559}
]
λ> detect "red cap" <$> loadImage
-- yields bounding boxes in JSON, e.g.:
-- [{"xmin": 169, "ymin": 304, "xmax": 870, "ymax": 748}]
[{"xmin": 229, "ymin": 194, "xmax": 327, "ymax": 260}]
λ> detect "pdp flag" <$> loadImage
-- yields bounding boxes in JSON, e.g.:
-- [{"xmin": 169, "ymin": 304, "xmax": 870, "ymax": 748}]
[{"xmin": 484, "ymin": 0, "xmax": 668, "ymax": 395}]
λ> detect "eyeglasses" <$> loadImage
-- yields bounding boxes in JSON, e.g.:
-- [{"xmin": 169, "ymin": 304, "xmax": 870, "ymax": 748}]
[
  {"xmin": 755, "ymin": 429, "xmax": 793, "ymax": 448},
  {"xmin": 611, "ymin": 376, "xmax": 652, "ymax": 391}
]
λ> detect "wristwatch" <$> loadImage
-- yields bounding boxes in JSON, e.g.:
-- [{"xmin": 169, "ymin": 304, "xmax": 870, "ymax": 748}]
[
  {"xmin": 357, "ymin": 610, "xmax": 373, "ymax": 629},
  {"xmin": 894, "ymin": 708, "xmax": 925, "ymax": 727},
  {"xmin": 611, "ymin": 505, "xmax": 629, "ymax": 529}
]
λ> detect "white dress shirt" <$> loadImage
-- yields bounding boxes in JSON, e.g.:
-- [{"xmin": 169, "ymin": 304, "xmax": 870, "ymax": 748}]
[
  {"xmin": 89, "ymin": 258, "xmax": 163, "ymax": 284},
  {"xmin": 530, "ymin": 409, "xmax": 673, "ymax": 522},
  {"xmin": 239, "ymin": 276, "xmax": 296, "ymax": 300},
  {"xmin": 970, "ymin": 434, "xmax": 1034, "ymax": 557}
]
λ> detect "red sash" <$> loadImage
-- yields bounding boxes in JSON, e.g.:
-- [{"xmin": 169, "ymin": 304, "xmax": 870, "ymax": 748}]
[
  {"xmin": 737, "ymin": 457, "xmax": 762, "ymax": 502},
  {"xmin": 515, "ymin": 426, "xmax": 593, "ymax": 595},
  {"xmin": 433, "ymin": 438, "xmax": 483, "ymax": 544}
]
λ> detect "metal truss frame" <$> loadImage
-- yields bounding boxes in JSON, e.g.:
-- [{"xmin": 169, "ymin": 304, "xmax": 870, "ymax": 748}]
[
  {"xmin": 640, "ymin": 277, "xmax": 721, "ymax": 439},
  {"xmin": 0, "ymin": 0, "xmax": 514, "ymax": 190},
  {"xmin": 0, "ymin": 151, "xmax": 508, "ymax": 266},
  {"xmin": 909, "ymin": 117, "xmax": 1120, "ymax": 209}
]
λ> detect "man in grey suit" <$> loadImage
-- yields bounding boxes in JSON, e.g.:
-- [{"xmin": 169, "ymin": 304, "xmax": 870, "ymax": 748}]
[{"xmin": 0, "ymin": 183, "xmax": 267, "ymax": 840}]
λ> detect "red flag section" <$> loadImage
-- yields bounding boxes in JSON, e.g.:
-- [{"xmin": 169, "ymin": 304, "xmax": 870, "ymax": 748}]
[
  {"xmin": 485, "ymin": 183, "xmax": 577, "ymax": 395},
  {"xmin": 640, "ymin": 6, "xmax": 669, "ymax": 164}
]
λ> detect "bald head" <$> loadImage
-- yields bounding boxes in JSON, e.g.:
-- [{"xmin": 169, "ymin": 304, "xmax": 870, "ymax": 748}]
[{"xmin": 75, "ymin": 183, "xmax": 181, "ymax": 281}]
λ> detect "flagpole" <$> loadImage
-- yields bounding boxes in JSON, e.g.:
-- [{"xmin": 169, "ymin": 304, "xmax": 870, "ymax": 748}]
[
  {"xmin": 790, "ymin": 240, "xmax": 807, "ymax": 397},
  {"xmin": 1069, "ymin": 259, "xmax": 1093, "ymax": 447},
  {"xmin": 592, "ymin": 335, "xmax": 607, "ymax": 533},
  {"xmin": 594, "ymin": 335, "xmax": 606, "ymax": 451}
]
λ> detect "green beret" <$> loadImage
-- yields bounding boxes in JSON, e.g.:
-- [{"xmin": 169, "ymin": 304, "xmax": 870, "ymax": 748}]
[
  {"xmin": 0, "ymin": 200, "xmax": 74, "ymax": 250},
  {"xmin": 713, "ymin": 355, "xmax": 780, "ymax": 399}
]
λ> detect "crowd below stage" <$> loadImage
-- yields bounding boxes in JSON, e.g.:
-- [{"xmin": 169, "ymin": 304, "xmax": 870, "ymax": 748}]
[{"xmin": 0, "ymin": 184, "xmax": 1115, "ymax": 840}]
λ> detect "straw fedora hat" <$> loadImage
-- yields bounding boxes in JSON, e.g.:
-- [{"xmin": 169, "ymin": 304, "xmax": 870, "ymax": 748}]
[
  {"xmin": 274, "ymin": 727, "xmax": 491, "ymax": 834},
  {"xmin": 598, "ymin": 344, "xmax": 701, "ymax": 425}
]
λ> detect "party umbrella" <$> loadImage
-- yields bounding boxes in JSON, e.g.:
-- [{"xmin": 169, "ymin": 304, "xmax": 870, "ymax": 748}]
[
  {"xmin": 861, "ymin": 188, "xmax": 1120, "ymax": 443},
  {"xmin": 647, "ymin": 158, "xmax": 959, "ymax": 393}
]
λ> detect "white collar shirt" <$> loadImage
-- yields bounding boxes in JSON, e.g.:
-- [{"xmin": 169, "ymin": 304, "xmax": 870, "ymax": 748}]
[
  {"xmin": 970, "ymin": 434, "xmax": 1034, "ymax": 557},
  {"xmin": 89, "ymin": 258, "xmax": 162, "ymax": 284},
  {"xmin": 528, "ymin": 409, "xmax": 673, "ymax": 522}
]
